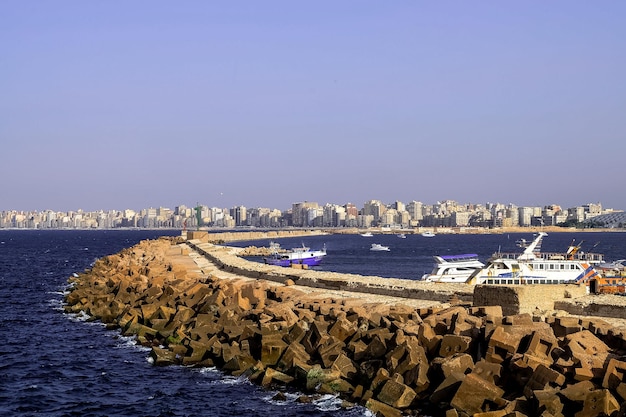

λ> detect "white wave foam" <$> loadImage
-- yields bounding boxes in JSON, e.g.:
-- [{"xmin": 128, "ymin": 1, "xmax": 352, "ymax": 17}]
[{"xmin": 312, "ymin": 394, "xmax": 343, "ymax": 412}]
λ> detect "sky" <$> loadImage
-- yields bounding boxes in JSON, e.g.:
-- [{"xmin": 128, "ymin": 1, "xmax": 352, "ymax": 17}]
[{"xmin": 2, "ymin": 2, "xmax": 625, "ymax": 212}]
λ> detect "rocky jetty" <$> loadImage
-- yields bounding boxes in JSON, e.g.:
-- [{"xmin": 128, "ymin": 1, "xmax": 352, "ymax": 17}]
[{"xmin": 65, "ymin": 238, "xmax": 626, "ymax": 417}]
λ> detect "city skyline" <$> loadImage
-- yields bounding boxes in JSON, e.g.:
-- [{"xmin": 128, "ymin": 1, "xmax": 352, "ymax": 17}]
[
  {"xmin": 2, "ymin": 199, "xmax": 622, "ymax": 230},
  {"xmin": 3, "ymin": 2, "xmax": 625, "ymax": 212}
]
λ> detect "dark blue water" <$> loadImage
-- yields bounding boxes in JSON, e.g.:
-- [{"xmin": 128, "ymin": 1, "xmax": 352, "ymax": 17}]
[
  {"xmin": 2, "ymin": 230, "xmax": 624, "ymax": 416},
  {"xmin": 233, "ymin": 231, "xmax": 626, "ymax": 279},
  {"xmin": 0, "ymin": 230, "xmax": 368, "ymax": 417}
]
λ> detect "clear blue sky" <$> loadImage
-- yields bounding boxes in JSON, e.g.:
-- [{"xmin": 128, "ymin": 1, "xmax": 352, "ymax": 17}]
[{"xmin": 2, "ymin": 2, "xmax": 625, "ymax": 212}]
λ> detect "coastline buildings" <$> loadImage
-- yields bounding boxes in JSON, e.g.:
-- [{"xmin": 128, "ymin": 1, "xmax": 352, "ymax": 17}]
[{"xmin": 1, "ymin": 200, "xmax": 623, "ymax": 230}]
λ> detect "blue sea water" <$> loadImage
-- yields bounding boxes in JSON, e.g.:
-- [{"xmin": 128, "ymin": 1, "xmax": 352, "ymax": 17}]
[
  {"xmin": 0, "ymin": 230, "xmax": 370, "ymax": 417},
  {"xmin": 232, "ymin": 231, "xmax": 626, "ymax": 280},
  {"xmin": 1, "ymin": 229, "xmax": 624, "ymax": 416}
]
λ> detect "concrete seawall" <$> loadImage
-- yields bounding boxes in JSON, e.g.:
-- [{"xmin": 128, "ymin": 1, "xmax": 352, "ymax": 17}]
[{"xmin": 188, "ymin": 230, "xmax": 626, "ymax": 320}]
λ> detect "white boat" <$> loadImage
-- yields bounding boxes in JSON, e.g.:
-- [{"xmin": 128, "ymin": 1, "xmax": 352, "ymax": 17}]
[
  {"xmin": 361, "ymin": 232, "xmax": 374, "ymax": 237},
  {"xmin": 467, "ymin": 232, "xmax": 604, "ymax": 285},
  {"xmin": 397, "ymin": 233, "xmax": 407, "ymax": 239},
  {"xmin": 422, "ymin": 254, "xmax": 485, "ymax": 283},
  {"xmin": 421, "ymin": 231, "xmax": 436, "ymax": 238},
  {"xmin": 370, "ymin": 243, "xmax": 390, "ymax": 251}
]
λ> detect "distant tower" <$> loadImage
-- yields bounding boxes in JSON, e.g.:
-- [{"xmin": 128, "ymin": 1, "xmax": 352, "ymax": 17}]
[{"xmin": 194, "ymin": 203, "xmax": 203, "ymax": 230}]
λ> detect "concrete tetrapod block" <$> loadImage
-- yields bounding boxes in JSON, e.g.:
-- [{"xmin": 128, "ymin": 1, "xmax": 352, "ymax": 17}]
[
  {"xmin": 365, "ymin": 398, "xmax": 403, "ymax": 417},
  {"xmin": 602, "ymin": 358, "xmax": 626, "ymax": 401},
  {"xmin": 377, "ymin": 379, "xmax": 417, "ymax": 409},
  {"xmin": 260, "ymin": 333, "xmax": 289, "ymax": 367},
  {"xmin": 575, "ymin": 389, "xmax": 620, "ymax": 417},
  {"xmin": 450, "ymin": 373, "xmax": 506, "ymax": 416},
  {"xmin": 439, "ymin": 334, "xmax": 472, "ymax": 358}
]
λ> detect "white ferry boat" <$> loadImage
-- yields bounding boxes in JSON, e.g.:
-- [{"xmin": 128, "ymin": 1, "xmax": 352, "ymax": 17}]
[
  {"xmin": 422, "ymin": 254, "xmax": 485, "ymax": 283},
  {"xmin": 466, "ymin": 232, "xmax": 604, "ymax": 285}
]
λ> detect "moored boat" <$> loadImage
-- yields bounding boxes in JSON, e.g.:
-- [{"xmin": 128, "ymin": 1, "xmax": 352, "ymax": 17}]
[
  {"xmin": 361, "ymin": 232, "xmax": 374, "ymax": 237},
  {"xmin": 264, "ymin": 242, "xmax": 327, "ymax": 267},
  {"xmin": 467, "ymin": 232, "xmax": 604, "ymax": 285},
  {"xmin": 421, "ymin": 231, "xmax": 436, "ymax": 238},
  {"xmin": 422, "ymin": 254, "xmax": 485, "ymax": 283}
]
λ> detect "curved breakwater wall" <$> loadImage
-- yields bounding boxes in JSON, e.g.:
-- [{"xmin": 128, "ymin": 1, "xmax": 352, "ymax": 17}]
[{"xmin": 64, "ymin": 236, "xmax": 626, "ymax": 416}]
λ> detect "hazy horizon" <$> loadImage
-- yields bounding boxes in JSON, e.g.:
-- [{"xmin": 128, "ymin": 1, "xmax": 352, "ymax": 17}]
[{"xmin": 3, "ymin": 2, "xmax": 625, "ymax": 212}]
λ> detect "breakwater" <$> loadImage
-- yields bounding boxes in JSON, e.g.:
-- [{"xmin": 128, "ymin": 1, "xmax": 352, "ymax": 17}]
[{"xmin": 65, "ymin": 236, "xmax": 626, "ymax": 416}]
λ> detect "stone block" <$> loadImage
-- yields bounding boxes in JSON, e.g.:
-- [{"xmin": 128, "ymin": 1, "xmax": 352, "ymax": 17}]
[
  {"xmin": 450, "ymin": 373, "xmax": 505, "ymax": 416},
  {"xmin": 261, "ymin": 367, "xmax": 295, "ymax": 387},
  {"xmin": 488, "ymin": 326, "xmax": 522, "ymax": 359},
  {"xmin": 602, "ymin": 358, "xmax": 626, "ymax": 400},
  {"xmin": 418, "ymin": 322, "xmax": 442, "ymax": 355},
  {"xmin": 332, "ymin": 353, "xmax": 358, "ymax": 379},
  {"xmin": 186, "ymin": 339, "xmax": 208, "ymax": 363},
  {"xmin": 553, "ymin": 316, "xmax": 582, "ymax": 338},
  {"xmin": 276, "ymin": 342, "xmax": 310, "ymax": 372},
  {"xmin": 223, "ymin": 352, "xmax": 257, "ymax": 376},
  {"xmin": 574, "ymin": 366, "xmax": 594, "ymax": 382},
  {"xmin": 355, "ymin": 334, "xmax": 388, "ymax": 361},
  {"xmin": 328, "ymin": 317, "xmax": 358, "ymax": 342},
  {"xmin": 319, "ymin": 378, "xmax": 355, "ymax": 395},
  {"xmin": 575, "ymin": 389, "xmax": 620, "ymax": 417},
  {"xmin": 365, "ymin": 398, "xmax": 403, "ymax": 417},
  {"xmin": 523, "ymin": 364, "xmax": 566, "ymax": 396},
  {"xmin": 470, "ymin": 305, "xmax": 503, "ymax": 318},
  {"xmin": 430, "ymin": 371, "xmax": 466, "ymax": 405},
  {"xmin": 150, "ymin": 346, "xmax": 178, "ymax": 366},
  {"xmin": 318, "ymin": 337, "xmax": 346, "ymax": 368},
  {"xmin": 424, "ymin": 306, "xmax": 468, "ymax": 334},
  {"xmin": 473, "ymin": 360, "xmax": 501, "ymax": 385},
  {"xmin": 369, "ymin": 367, "xmax": 391, "ymax": 393},
  {"xmin": 306, "ymin": 365, "xmax": 341, "ymax": 391},
  {"xmin": 285, "ymin": 321, "xmax": 309, "ymax": 344},
  {"xmin": 439, "ymin": 334, "xmax": 472, "ymax": 358},
  {"xmin": 531, "ymin": 387, "xmax": 563, "ymax": 416},
  {"xmin": 261, "ymin": 333, "xmax": 289, "ymax": 366},
  {"xmin": 395, "ymin": 342, "xmax": 430, "ymax": 392},
  {"xmin": 565, "ymin": 330, "xmax": 611, "ymax": 379},
  {"xmin": 439, "ymin": 353, "xmax": 474, "ymax": 379},
  {"xmin": 386, "ymin": 345, "xmax": 406, "ymax": 372},
  {"xmin": 264, "ymin": 303, "xmax": 299, "ymax": 327},
  {"xmin": 559, "ymin": 380, "xmax": 595, "ymax": 402},
  {"xmin": 377, "ymin": 379, "xmax": 417, "ymax": 409}
]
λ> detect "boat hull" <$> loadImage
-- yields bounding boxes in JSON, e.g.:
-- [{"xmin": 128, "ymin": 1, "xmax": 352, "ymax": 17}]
[{"xmin": 264, "ymin": 255, "xmax": 325, "ymax": 267}]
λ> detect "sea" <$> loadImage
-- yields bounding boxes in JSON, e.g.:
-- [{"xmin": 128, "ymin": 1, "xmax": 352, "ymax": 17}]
[{"xmin": 1, "ymin": 229, "xmax": 625, "ymax": 417}]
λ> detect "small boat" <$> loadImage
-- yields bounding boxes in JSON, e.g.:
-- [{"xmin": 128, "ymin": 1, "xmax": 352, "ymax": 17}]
[
  {"xmin": 264, "ymin": 242, "xmax": 327, "ymax": 267},
  {"xmin": 370, "ymin": 243, "xmax": 390, "ymax": 251},
  {"xmin": 421, "ymin": 232, "xmax": 436, "ymax": 238},
  {"xmin": 397, "ymin": 233, "xmax": 407, "ymax": 239},
  {"xmin": 361, "ymin": 232, "xmax": 374, "ymax": 237},
  {"xmin": 422, "ymin": 254, "xmax": 485, "ymax": 283}
]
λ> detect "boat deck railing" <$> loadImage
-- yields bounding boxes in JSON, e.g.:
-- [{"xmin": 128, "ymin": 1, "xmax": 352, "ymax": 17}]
[{"xmin": 491, "ymin": 251, "xmax": 604, "ymax": 263}]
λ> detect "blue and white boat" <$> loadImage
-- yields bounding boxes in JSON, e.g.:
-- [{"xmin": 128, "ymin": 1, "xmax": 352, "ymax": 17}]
[
  {"xmin": 422, "ymin": 254, "xmax": 485, "ymax": 282},
  {"xmin": 264, "ymin": 242, "xmax": 327, "ymax": 267}
]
